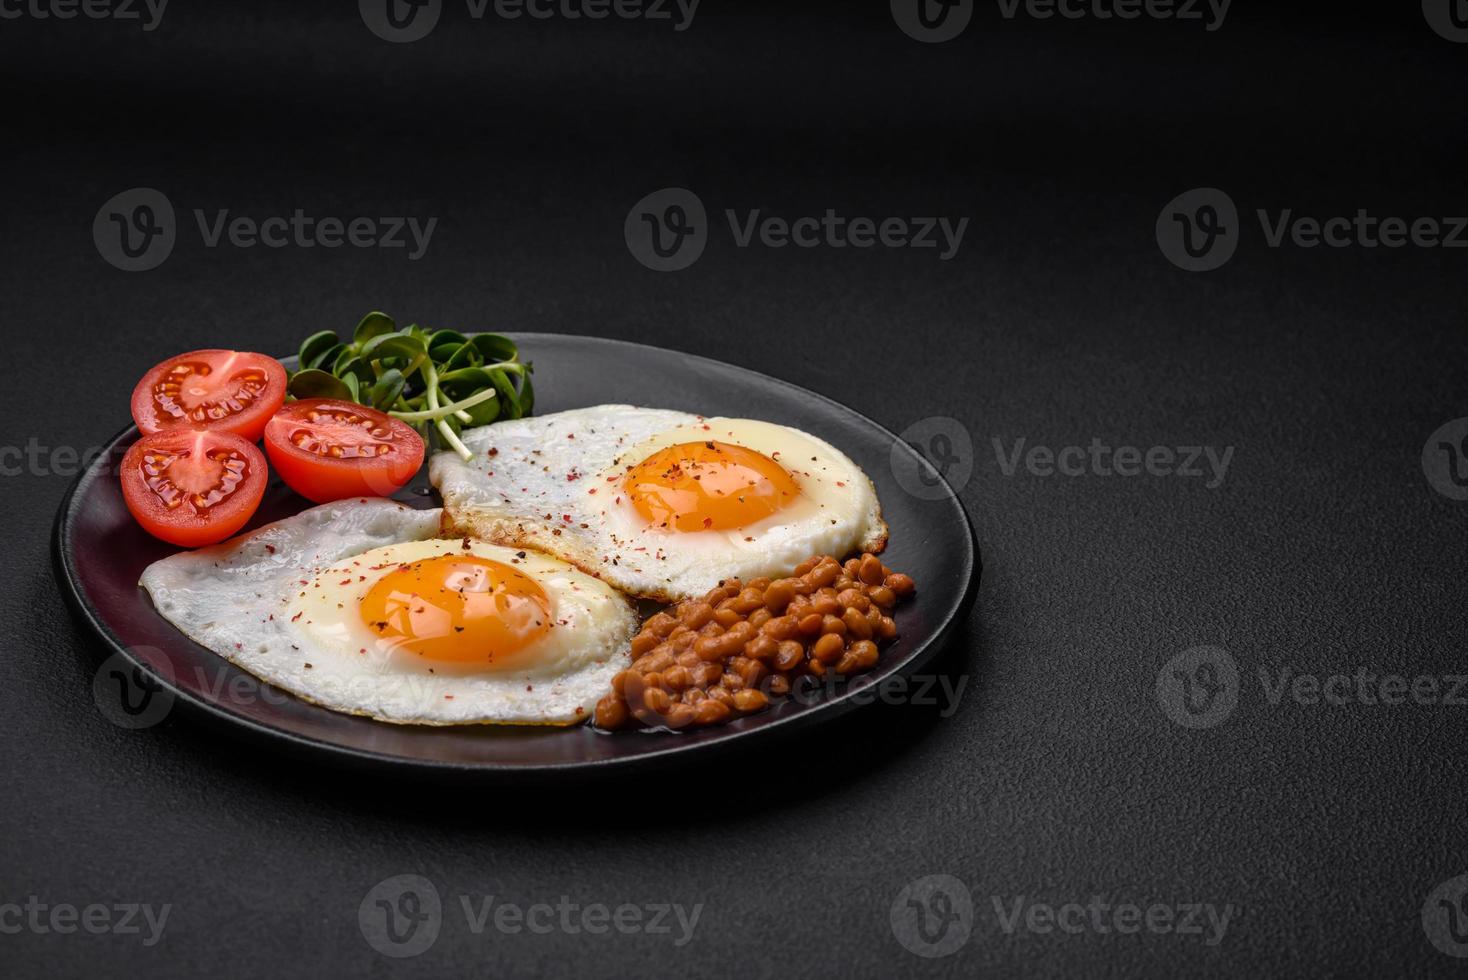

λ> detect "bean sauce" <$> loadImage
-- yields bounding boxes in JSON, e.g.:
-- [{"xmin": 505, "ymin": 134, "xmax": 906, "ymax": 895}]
[{"xmin": 595, "ymin": 554, "xmax": 916, "ymax": 731}]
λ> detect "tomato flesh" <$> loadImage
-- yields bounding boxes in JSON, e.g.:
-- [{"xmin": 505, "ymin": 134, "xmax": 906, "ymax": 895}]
[
  {"xmin": 131, "ymin": 350, "xmax": 287, "ymax": 441},
  {"xmin": 264, "ymin": 399, "xmax": 425, "ymax": 503},
  {"xmin": 121, "ymin": 430, "xmax": 268, "ymax": 548}
]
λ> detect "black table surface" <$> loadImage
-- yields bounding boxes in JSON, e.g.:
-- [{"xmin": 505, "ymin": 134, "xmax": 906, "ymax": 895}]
[{"xmin": 3, "ymin": 2, "xmax": 1466, "ymax": 977}]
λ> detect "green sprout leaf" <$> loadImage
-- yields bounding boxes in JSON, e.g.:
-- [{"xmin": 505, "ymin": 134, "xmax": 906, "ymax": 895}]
[
  {"xmin": 428, "ymin": 329, "xmax": 469, "ymax": 349},
  {"xmin": 442, "ymin": 342, "xmax": 479, "ymax": 371},
  {"xmin": 288, "ymin": 368, "xmax": 352, "ymax": 401},
  {"xmin": 361, "ymin": 331, "xmax": 427, "ymax": 364},
  {"xmin": 429, "ymin": 342, "xmax": 462, "ymax": 363},
  {"xmin": 286, "ymin": 312, "xmax": 534, "ymax": 461},
  {"xmin": 466, "ymin": 391, "xmax": 501, "ymax": 426},
  {"xmin": 438, "ymin": 365, "xmax": 497, "ymax": 392},
  {"xmin": 334, "ymin": 350, "xmax": 370, "ymax": 380},
  {"xmin": 516, "ymin": 368, "xmax": 535, "ymax": 416},
  {"xmin": 305, "ymin": 341, "xmax": 345, "ymax": 372},
  {"xmin": 369, "ymin": 368, "xmax": 407, "ymax": 411},
  {"xmin": 299, "ymin": 330, "xmax": 339, "ymax": 368},
  {"xmin": 489, "ymin": 369, "xmax": 525, "ymax": 421},
  {"xmin": 353, "ymin": 311, "xmax": 396, "ymax": 345},
  {"xmin": 470, "ymin": 333, "xmax": 518, "ymax": 363}
]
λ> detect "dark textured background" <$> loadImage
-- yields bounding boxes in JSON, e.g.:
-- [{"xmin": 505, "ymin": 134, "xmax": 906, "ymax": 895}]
[{"xmin": 4, "ymin": 1, "xmax": 1467, "ymax": 977}]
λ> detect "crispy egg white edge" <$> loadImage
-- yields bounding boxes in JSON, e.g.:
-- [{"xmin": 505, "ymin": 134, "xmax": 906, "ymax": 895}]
[
  {"xmin": 429, "ymin": 406, "xmax": 889, "ymax": 601},
  {"xmin": 138, "ymin": 498, "xmax": 638, "ymax": 726}
]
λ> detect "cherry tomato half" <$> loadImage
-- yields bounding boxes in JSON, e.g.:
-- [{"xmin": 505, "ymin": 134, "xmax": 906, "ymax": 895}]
[
  {"xmin": 120, "ymin": 429, "xmax": 268, "ymax": 548},
  {"xmin": 131, "ymin": 350, "xmax": 287, "ymax": 442},
  {"xmin": 263, "ymin": 399, "xmax": 425, "ymax": 503}
]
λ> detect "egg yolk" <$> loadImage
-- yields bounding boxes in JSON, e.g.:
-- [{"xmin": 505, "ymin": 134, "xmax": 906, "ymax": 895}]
[
  {"xmin": 625, "ymin": 440, "xmax": 801, "ymax": 532},
  {"xmin": 359, "ymin": 555, "xmax": 552, "ymax": 670}
]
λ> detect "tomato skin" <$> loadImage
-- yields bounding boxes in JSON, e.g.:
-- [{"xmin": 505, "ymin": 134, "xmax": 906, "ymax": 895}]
[
  {"xmin": 263, "ymin": 399, "xmax": 425, "ymax": 504},
  {"xmin": 120, "ymin": 430, "xmax": 268, "ymax": 548},
  {"xmin": 131, "ymin": 350, "xmax": 287, "ymax": 442}
]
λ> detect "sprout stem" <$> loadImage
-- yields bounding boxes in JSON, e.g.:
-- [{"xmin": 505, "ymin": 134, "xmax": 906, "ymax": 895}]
[
  {"xmin": 421, "ymin": 362, "xmax": 473, "ymax": 460},
  {"xmin": 389, "ymin": 386, "xmax": 497, "ymax": 422}
]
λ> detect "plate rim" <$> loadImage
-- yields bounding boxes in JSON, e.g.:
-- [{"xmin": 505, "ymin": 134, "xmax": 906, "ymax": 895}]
[{"xmin": 52, "ymin": 333, "xmax": 980, "ymax": 778}]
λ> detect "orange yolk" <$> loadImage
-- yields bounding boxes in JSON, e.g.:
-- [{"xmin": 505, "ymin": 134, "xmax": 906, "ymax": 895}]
[
  {"xmin": 359, "ymin": 555, "xmax": 552, "ymax": 670},
  {"xmin": 625, "ymin": 441, "xmax": 801, "ymax": 532}
]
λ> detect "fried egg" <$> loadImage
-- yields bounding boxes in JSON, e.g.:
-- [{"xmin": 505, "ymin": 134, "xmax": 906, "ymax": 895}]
[
  {"xmin": 430, "ymin": 406, "xmax": 887, "ymax": 600},
  {"xmin": 139, "ymin": 498, "xmax": 637, "ymax": 725}
]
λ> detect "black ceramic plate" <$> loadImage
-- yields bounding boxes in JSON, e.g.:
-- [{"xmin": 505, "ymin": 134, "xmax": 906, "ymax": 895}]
[{"xmin": 54, "ymin": 335, "xmax": 979, "ymax": 778}]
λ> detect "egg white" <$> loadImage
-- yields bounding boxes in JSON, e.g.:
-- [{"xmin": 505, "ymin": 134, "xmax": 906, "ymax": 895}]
[
  {"xmin": 430, "ymin": 406, "xmax": 887, "ymax": 600},
  {"xmin": 139, "ymin": 498, "xmax": 637, "ymax": 726}
]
